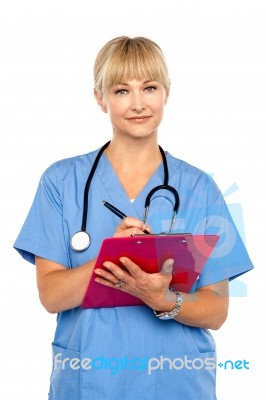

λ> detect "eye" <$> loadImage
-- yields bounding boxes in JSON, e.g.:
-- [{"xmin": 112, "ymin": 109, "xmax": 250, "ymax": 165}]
[
  {"xmin": 114, "ymin": 89, "xmax": 129, "ymax": 96},
  {"xmin": 144, "ymin": 86, "xmax": 157, "ymax": 93}
]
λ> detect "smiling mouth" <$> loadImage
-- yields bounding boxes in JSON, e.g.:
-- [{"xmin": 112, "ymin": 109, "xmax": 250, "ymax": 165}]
[{"xmin": 126, "ymin": 116, "xmax": 151, "ymax": 121}]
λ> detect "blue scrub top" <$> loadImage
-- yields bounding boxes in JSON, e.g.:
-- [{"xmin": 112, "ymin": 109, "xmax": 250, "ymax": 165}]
[{"xmin": 14, "ymin": 147, "xmax": 253, "ymax": 400}]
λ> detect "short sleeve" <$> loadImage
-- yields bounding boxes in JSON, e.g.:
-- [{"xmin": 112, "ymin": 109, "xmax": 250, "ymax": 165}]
[
  {"xmin": 13, "ymin": 164, "xmax": 69, "ymax": 266},
  {"xmin": 196, "ymin": 184, "xmax": 254, "ymax": 288}
]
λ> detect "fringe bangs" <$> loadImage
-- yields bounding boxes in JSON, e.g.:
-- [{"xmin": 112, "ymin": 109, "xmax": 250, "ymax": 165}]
[
  {"xmin": 94, "ymin": 37, "xmax": 170, "ymax": 94},
  {"xmin": 102, "ymin": 39, "xmax": 169, "ymax": 91}
]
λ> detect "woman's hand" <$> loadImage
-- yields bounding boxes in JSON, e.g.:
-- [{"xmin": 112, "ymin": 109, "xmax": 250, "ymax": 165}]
[
  {"xmin": 94, "ymin": 254, "xmax": 229, "ymax": 330},
  {"xmin": 94, "ymin": 257, "xmax": 176, "ymax": 312},
  {"xmin": 97, "ymin": 216, "xmax": 229, "ymax": 330},
  {"xmin": 113, "ymin": 216, "xmax": 152, "ymax": 237}
]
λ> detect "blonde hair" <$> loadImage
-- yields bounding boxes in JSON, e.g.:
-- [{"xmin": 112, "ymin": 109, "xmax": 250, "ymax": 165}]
[{"xmin": 94, "ymin": 36, "xmax": 171, "ymax": 96}]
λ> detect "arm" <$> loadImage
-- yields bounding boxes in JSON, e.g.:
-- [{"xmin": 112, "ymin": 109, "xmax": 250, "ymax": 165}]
[
  {"xmin": 93, "ymin": 218, "xmax": 228, "ymax": 330},
  {"xmin": 35, "ymin": 257, "xmax": 96, "ymax": 313},
  {"xmin": 174, "ymin": 280, "xmax": 229, "ymax": 329},
  {"xmin": 35, "ymin": 217, "xmax": 150, "ymax": 314},
  {"xmin": 94, "ymin": 256, "xmax": 229, "ymax": 330}
]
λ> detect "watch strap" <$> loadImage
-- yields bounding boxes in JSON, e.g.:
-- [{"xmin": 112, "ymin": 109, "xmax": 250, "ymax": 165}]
[{"xmin": 153, "ymin": 288, "xmax": 182, "ymax": 320}]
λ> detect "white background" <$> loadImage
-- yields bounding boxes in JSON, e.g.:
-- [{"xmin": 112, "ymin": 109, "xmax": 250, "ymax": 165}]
[{"xmin": 0, "ymin": 0, "xmax": 265, "ymax": 398}]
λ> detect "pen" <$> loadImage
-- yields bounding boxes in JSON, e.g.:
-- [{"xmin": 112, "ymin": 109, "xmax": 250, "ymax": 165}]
[{"xmin": 102, "ymin": 200, "xmax": 150, "ymax": 234}]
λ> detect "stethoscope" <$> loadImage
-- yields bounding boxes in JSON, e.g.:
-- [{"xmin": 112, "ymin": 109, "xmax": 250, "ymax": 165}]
[{"xmin": 70, "ymin": 141, "xmax": 180, "ymax": 252}]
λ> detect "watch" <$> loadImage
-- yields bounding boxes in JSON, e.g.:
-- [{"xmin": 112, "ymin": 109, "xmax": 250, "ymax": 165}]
[{"xmin": 153, "ymin": 288, "xmax": 183, "ymax": 320}]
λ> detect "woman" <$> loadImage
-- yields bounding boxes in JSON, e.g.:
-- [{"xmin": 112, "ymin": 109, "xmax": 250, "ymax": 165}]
[{"xmin": 14, "ymin": 36, "xmax": 253, "ymax": 399}]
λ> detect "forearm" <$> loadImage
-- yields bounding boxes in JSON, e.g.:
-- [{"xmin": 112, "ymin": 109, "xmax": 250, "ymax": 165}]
[
  {"xmin": 94, "ymin": 256, "xmax": 229, "ymax": 330},
  {"xmin": 144, "ymin": 284, "xmax": 228, "ymax": 330},
  {"xmin": 174, "ymin": 287, "xmax": 229, "ymax": 330},
  {"xmin": 36, "ymin": 257, "xmax": 96, "ymax": 314}
]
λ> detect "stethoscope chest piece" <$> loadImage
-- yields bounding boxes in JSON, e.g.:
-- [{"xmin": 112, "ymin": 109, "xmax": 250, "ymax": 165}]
[{"xmin": 70, "ymin": 231, "xmax": 91, "ymax": 252}]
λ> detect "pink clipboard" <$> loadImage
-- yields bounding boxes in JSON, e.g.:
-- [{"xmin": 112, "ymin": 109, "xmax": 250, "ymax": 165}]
[{"xmin": 81, "ymin": 234, "xmax": 219, "ymax": 309}]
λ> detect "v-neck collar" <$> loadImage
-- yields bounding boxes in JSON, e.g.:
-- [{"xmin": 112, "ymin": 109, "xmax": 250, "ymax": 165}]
[{"xmin": 97, "ymin": 152, "xmax": 166, "ymax": 220}]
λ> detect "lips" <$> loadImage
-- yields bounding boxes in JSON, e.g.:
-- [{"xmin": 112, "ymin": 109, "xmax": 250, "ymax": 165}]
[{"xmin": 126, "ymin": 116, "xmax": 151, "ymax": 121}]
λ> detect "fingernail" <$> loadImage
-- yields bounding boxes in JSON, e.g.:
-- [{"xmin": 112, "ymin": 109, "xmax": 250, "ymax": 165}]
[
  {"xmin": 120, "ymin": 257, "xmax": 127, "ymax": 265},
  {"xmin": 165, "ymin": 260, "xmax": 174, "ymax": 272},
  {"xmin": 94, "ymin": 269, "xmax": 101, "ymax": 275}
]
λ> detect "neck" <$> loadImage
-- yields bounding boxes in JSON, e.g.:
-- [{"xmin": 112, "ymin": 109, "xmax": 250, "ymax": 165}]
[
  {"xmin": 105, "ymin": 136, "xmax": 162, "ymax": 168},
  {"xmin": 104, "ymin": 136, "xmax": 164, "ymax": 199}
]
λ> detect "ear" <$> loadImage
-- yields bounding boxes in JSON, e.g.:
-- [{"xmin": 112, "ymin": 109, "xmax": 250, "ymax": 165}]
[{"xmin": 94, "ymin": 89, "xmax": 107, "ymax": 113}]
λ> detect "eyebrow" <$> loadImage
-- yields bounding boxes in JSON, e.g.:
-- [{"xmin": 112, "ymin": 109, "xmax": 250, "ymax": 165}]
[{"xmin": 116, "ymin": 80, "xmax": 155, "ymax": 86}]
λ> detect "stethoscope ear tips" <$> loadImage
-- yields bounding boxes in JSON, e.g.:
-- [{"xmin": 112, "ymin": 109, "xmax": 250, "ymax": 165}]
[{"xmin": 70, "ymin": 231, "xmax": 91, "ymax": 252}]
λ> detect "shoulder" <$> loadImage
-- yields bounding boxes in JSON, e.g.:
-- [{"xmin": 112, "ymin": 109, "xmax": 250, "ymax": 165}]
[
  {"xmin": 41, "ymin": 148, "xmax": 100, "ymax": 183},
  {"xmin": 166, "ymin": 151, "xmax": 221, "ymax": 203},
  {"xmin": 167, "ymin": 152, "xmax": 217, "ymax": 186}
]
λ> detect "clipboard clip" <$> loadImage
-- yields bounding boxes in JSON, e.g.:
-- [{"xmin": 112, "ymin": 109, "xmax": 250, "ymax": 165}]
[{"xmin": 131, "ymin": 232, "xmax": 192, "ymax": 237}]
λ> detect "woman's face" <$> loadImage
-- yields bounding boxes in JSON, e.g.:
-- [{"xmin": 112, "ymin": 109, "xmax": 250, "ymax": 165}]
[{"xmin": 96, "ymin": 80, "xmax": 169, "ymax": 140}]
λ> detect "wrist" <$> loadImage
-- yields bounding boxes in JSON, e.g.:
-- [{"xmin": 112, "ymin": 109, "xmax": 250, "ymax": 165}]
[
  {"xmin": 153, "ymin": 289, "xmax": 177, "ymax": 312},
  {"xmin": 153, "ymin": 288, "xmax": 183, "ymax": 320}
]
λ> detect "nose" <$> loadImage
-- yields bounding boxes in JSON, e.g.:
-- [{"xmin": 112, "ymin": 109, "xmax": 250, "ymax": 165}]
[
  {"xmin": 131, "ymin": 92, "xmax": 145, "ymax": 112},
  {"xmin": 134, "ymin": 104, "xmax": 144, "ymax": 112}
]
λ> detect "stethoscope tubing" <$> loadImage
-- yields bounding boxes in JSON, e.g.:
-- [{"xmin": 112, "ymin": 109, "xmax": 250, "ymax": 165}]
[
  {"xmin": 81, "ymin": 141, "xmax": 111, "ymax": 232},
  {"xmin": 71, "ymin": 141, "xmax": 180, "ymax": 252}
]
